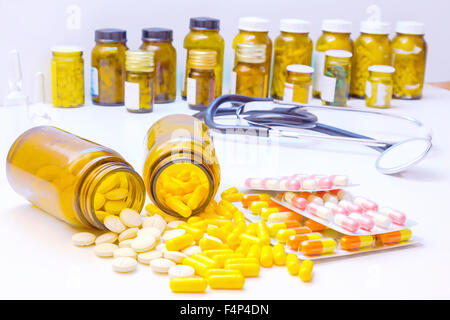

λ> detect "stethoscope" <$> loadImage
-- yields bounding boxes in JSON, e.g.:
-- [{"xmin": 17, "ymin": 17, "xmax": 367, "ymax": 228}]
[{"xmin": 194, "ymin": 94, "xmax": 432, "ymax": 174}]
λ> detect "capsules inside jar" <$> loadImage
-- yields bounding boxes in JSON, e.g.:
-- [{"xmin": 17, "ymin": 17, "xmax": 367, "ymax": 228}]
[{"xmin": 154, "ymin": 163, "xmax": 211, "ymax": 218}]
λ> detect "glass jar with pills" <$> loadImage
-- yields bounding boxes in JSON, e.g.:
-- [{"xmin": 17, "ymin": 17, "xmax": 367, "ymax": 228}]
[
  {"xmin": 391, "ymin": 21, "xmax": 427, "ymax": 99},
  {"xmin": 143, "ymin": 114, "xmax": 220, "ymax": 218},
  {"xmin": 350, "ymin": 21, "xmax": 391, "ymax": 98},
  {"xmin": 271, "ymin": 19, "xmax": 313, "ymax": 100},
  {"xmin": 186, "ymin": 50, "xmax": 216, "ymax": 110},
  {"xmin": 140, "ymin": 28, "xmax": 176, "ymax": 103},
  {"xmin": 321, "ymin": 50, "xmax": 352, "ymax": 107},
  {"xmin": 51, "ymin": 46, "xmax": 84, "ymax": 108},
  {"xmin": 233, "ymin": 17, "xmax": 272, "ymax": 96},
  {"xmin": 6, "ymin": 126, "xmax": 146, "ymax": 229},
  {"xmin": 232, "ymin": 43, "xmax": 268, "ymax": 98},
  {"xmin": 313, "ymin": 20, "xmax": 353, "ymax": 98},
  {"xmin": 283, "ymin": 65, "xmax": 314, "ymax": 104},
  {"xmin": 182, "ymin": 17, "xmax": 224, "ymax": 99},
  {"xmin": 124, "ymin": 50, "xmax": 155, "ymax": 113},
  {"xmin": 365, "ymin": 65, "xmax": 395, "ymax": 108}
]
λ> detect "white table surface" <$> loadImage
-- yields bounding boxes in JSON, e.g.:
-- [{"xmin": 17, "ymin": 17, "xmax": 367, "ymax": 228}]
[{"xmin": 1, "ymin": 85, "xmax": 449, "ymax": 299}]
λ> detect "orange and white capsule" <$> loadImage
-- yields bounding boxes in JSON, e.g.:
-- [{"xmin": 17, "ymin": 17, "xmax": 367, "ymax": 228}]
[
  {"xmin": 287, "ymin": 232, "xmax": 322, "ymax": 251},
  {"xmin": 269, "ymin": 220, "xmax": 301, "ymax": 237},
  {"xmin": 301, "ymin": 238, "xmax": 337, "ymax": 256},
  {"xmin": 276, "ymin": 226, "xmax": 312, "ymax": 243},
  {"xmin": 339, "ymin": 235, "xmax": 374, "ymax": 250},
  {"xmin": 378, "ymin": 229, "xmax": 412, "ymax": 244}
]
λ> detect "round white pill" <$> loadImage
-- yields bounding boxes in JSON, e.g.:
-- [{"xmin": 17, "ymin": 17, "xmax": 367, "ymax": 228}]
[
  {"xmin": 168, "ymin": 265, "xmax": 195, "ymax": 279},
  {"xmin": 119, "ymin": 239, "xmax": 133, "ymax": 248},
  {"xmin": 142, "ymin": 214, "xmax": 167, "ymax": 232},
  {"xmin": 119, "ymin": 208, "xmax": 142, "ymax": 228},
  {"xmin": 182, "ymin": 245, "xmax": 201, "ymax": 256},
  {"xmin": 167, "ymin": 220, "xmax": 184, "ymax": 230},
  {"xmin": 164, "ymin": 251, "xmax": 186, "ymax": 264},
  {"xmin": 95, "ymin": 232, "xmax": 118, "ymax": 245},
  {"xmin": 118, "ymin": 227, "xmax": 139, "ymax": 242},
  {"xmin": 131, "ymin": 236, "xmax": 157, "ymax": 253},
  {"xmin": 72, "ymin": 232, "xmax": 96, "ymax": 246},
  {"xmin": 104, "ymin": 215, "xmax": 126, "ymax": 233},
  {"xmin": 138, "ymin": 227, "xmax": 161, "ymax": 240},
  {"xmin": 94, "ymin": 243, "xmax": 118, "ymax": 257},
  {"xmin": 161, "ymin": 229, "xmax": 186, "ymax": 242},
  {"xmin": 113, "ymin": 247, "xmax": 137, "ymax": 259},
  {"xmin": 156, "ymin": 243, "xmax": 167, "ymax": 252},
  {"xmin": 112, "ymin": 257, "xmax": 137, "ymax": 273},
  {"xmin": 150, "ymin": 258, "xmax": 176, "ymax": 273},
  {"xmin": 137, "ymin": 250, "xmax": 163, "ymax": 264}
]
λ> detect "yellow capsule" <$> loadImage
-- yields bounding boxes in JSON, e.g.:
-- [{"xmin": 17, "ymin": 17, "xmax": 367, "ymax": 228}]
[
  {"xmin": 205, "ymin": 268, "xmax": 242, "ymax": 278},
  {"xmin": 208, "ymin": 274, "xmax": 245, "ymax": 290},
  {"xmin": 256, "ymin": 220, "xmax": 270, "ymax": 241},
  {"xmin": 226, "ymin": 231, "xmax": 241, "ymax": 250},
  {"xmin": 235, "ymin": 245, "xmax": 249, "ymax": 256},
  {"xmin": 94, "ymin": 193, "xmax": 106, "ymax": 210},
  {"xmin": 177, "ymin": 223, "xmax": 204, "ymax": 241},
  {"xmin": 170, "ymin": 276, "xmax": 207, "ymax": 293},
  {"xmin": 219, "ymin": 200, "xmax": 237, "ymax": 213},
  {"xmin": 205, "ymin": 218, "xmax": 233, "ymax": 228},
  {"xmin": 233, "ymin": 222, "xmax": 247, "ymax": 234},
  {"xmin": 207, "ymin": 225, "xmax": 228, "ymax": 242},
  {"xmin": 260, "ymin": 245, "xmax": 273, "ymax": 268},
  {"xmin": 224, "ymin": 257, "xmax": 259, "ymax": 266},
  {"xmin": 105, "ymin": 188, "xmax": 129, "ymax": 200},
  {"xmin": 233, "ymin": 211, "xmax": 246, "ymax": 224},
  {"xmin": 246, "ymin": 244, "xmax": 262, "ymax": 260},
  {"xmin": 199, "ymin": 236, "xmax": 227, "ymax": 251},
  {"xmin": 286, "ymin": 253, "xmax": 300, "ymax": 276},
  {"xmin": 222, "ymin": 192, "xmax": 244, "ymax": 202},
  {"xmin": 225, "ymin": 263, "xmax": 260, "ymax": 278},
  {"xmin": 187, "ymin": 216, "xmax": 202, "ymax": 224},
  {"xmin": 212, "ymin": 253, "xmax": 245, "ymax": 268},
  {"xmin": 261, "ymin": 207, "xmax": 279, "ymax": 220},
  {"xmin": 299, "ymin": 259, "xmax": 314, "ymax": 282},
  {"xmin": 240, "ymin": 233, "xmax": 264, "ymax": 248},
  {"xmin": 97, "ymin": 174, "xmax": 120, "ymax": 193},
  {"xmin": 176, "ymin": 169, "xmax": 191, "ymax": 182},
  {"xmin": 167, "ymin": 196, "xmax": 192, "ymax": 218},
  {"xmin": 189, "ymin": 220, "xmax": 208, "ymax": 232},
  {"xmin": 182, "ymin": 192, "xmax": 193, "ymax": 203},
  {"xmin": 216, "ymin": 204, "xmax": 233, "ymax": 219},
  {"xmin": 187, "ymin": 185, "xmax": 208, "ymax": 210},
  {"xmin": 182, "ymin": 256, "xmax": 210, "ymax": 276},
  {"xmin": 202, "ymin": 249, "xmax": 234, "ymax": 258},
  {"xmin": 165, "ymin": 233, "xmax": 194, "ymax": 251},
  {"xmin": 273, "ymin": 243, "xmax": 286, "ymax": 266},
  {"xmin": 145, "ymin": 203, "xmax": 164, "ymax": 215},
  {"xmin": 221, "ymin": 187, "xmax": 239, "ymax": 198},
  {"xmin": 249, "ymin": 201, "xmax": 268, "ymax": 214},
  {"xmin": 191, "ymin": 253, "xmax": 218, "ymax": 268},
  {"xmin": 245, "ymin": 223, "xmax": 258, "ymax": 236},
  {"xmin": 104, "ymin": 200, "xmax": 126, "ymax": 214}
]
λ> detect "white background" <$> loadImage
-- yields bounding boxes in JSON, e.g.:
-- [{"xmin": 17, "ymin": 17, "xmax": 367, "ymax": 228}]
[
  {"xmin": 1, "ymin": 0, "xmax": 450, "ymax": 300},
  {"xmin": 1, "ymin": 0, "xmax": 450, "ymax": 103}
]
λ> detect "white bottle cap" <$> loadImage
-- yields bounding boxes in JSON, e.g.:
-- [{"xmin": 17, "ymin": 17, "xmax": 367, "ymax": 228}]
[
  {"xmin": 321, "ymin": 19, "xmax": 352, "ymax": 33},
  {"xmin": 287, "ymin": 64, "xmax": 314, "ymax": 73},
  {"xmin": 360, "ymin": 21, "xmax": 390, "ymax": 34},
  {"xmin": 239, "ymin": 17, "xmax": 270, "ymax": 32},
  {"xmin": 280, "ymin": 19, "xmax": 310, "ymax": 33},
  {"xmin": 325, "ymin": 50, "xmax": 352, "ymax": 58},
  {"xmin": 368, "ymin": 65, "xmax": 395, "ymax": 73},
  {"xmin": 51, "ymin": 45, "xmax": 83, "ymax": 53},
  {"xmin": 395, "ymin": 21, "xmax": 425, "ymax": 35}
]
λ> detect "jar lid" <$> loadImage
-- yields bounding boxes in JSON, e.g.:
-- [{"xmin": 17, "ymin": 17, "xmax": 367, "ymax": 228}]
[
  {"xmin": 280, "ymin": 19, "xmax": 310, "ymax": 33},
  {"xmin": 395, "ymin": 21, "xmax": 425, "ymax": 35},
  {"xmin": 190, "ymin": 17, "xmax": 220, "ymax": 30},
  {"xmin": 360, "ymin": 21, "xmax": 390, "ymax": 34},
  {"xmin": 239, "ymin": 17, "xmax": 270, "ymax": 32},
  {"xmin": 51, "ymin": 45, "xmax": 83, "ymax": 53},
  {"xmin": 287, "ymin": 64, "xmax": 314, "ymax": 74},
  {"xmin": 126, "ymin": 50, "xmax": 154, "ymax": 72},
  {"xmin": 368, "ymin": 65, "xmax": 395, "ymax": 73},
  {"xmin": 325, "ymin": 50, "xmax": 353, "ymax": 58},
  {"xmin": 142, "ymin": 28, "xmax": 173, "ymax": 41},
  {"xmin": 321, "ymin": 19, "xmax": 352, "ymax": 33},
  {"xmin": 95, "ymin": 28, "xmax": 127, "ymax": 42},
  {"xmin": 236, "ymin": 43, "xmax": 266, "ymax": 63},
  {"xmin": 188, "ymin": 50, "xmax": 217, "ymax": 69}
]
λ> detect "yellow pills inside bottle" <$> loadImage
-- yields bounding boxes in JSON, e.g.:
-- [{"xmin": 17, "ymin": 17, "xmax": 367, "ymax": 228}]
[
  {"xmin": 365, "ymin": 65, "xmax": 395, "ymax": 108},
  {"xmin": 283, "ymin": 64, "xmax": 314, "ymax": 103}
]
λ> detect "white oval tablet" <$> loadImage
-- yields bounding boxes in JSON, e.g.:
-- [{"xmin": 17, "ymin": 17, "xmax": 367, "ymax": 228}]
[
  {"xmin": 168, "ymin": 265, "xmax": 195, "ymax": 279},
  {"xmin": 137, "ymin": 250, "xmax": 163, "ymax": 264},
  {"xmin": 113, "ymin": 247, "xmax": 137, "ymax": 259},
  {"xmin": 167, "ymin": 220, "xmax": 184, "ymax": 230},
  {"xmin": 163, "ymin": 251, "xmax": 186, "ymax": 264},
  {"xmin": 156, "ymin": 243, "xmax": 167, "ymax": 253},
  {"xmin": 131, "ymin": 236, "xmax": 157, "ymax": 253},
  {"xmin": 182, "ymin": 245, "xmax": 201, "ymax": 256},
  {"xmin": 161, "ymin": 229, "xmax": 186, "ymax": 242},
  {"xmin": 95, "ymin": 232, "xmax": 118, "ymax": 245},
  {"xmin": 94, "ymin": 243, "xmax": 118, "ymax": 258},
  {"xmin": 112, "ymin": 257, "xmax": 137, "ymax": 273},
  {"xmin": 150, "ymin": 258, "xmax": 176, "ymax": 273},
  {"xmin": 119, "ymin": 208, "xmax": 142, "ymax": 228},
  {"xmin": 142, "ymin": 214, "xmax": 167, "ymax": 232},
  {"xmin": 104, "ymin": 215, "xmax": 126, "ymax": 233},
  {"xmin": 118, "ymin": 227, "xmax": 139, "ymax": 242},
  {"xmin": 118, "ymin": 239, "xmax": 133, "ymax": 248},
  {"xmin": 138, "ymin": 227, "xmax": 161, "ymax": 240},
  {"xmin": 72, "ymin": 232, "xmax": 96, "ymax": 246}
]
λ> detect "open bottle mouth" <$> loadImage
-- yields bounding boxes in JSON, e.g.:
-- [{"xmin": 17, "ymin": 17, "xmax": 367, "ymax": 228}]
[{"xmin": 76, "ymin": 159, "xmax": 145, "ymax": 229}]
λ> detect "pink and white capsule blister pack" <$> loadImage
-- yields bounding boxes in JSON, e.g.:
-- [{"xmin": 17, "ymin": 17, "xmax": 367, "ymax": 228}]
[
  {"xmin": 245, "ymin": 174, "xmax": 357, "ymax": 192},
  {"xmin": 276, "ymin": 189, "xmax": 416, "ymax": 236}
]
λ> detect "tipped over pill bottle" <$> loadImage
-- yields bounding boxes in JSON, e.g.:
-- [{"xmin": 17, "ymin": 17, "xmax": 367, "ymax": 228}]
[
  {"xmin": 143, "ymin": 114, "xmax": 220, "ymax": 218},
  {"xmin": 6, "ymin": 126, "xmax": 146, "ymax": 229}
]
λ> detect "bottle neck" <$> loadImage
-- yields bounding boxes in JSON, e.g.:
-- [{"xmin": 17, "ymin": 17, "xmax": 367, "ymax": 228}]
[{"xmin": 76, "ymin": 158, "xmax": 145, "ymax": 229}]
